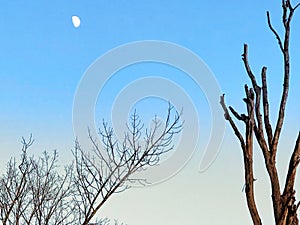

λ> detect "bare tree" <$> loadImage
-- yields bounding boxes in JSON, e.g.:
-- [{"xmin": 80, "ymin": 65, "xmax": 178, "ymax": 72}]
[
  {"xmin": 0, "ymin": 136, "xmax": 33, "ymax": 225},
  {"xmin": 0, "ymin": 105, "xmax": 181, "ymax": 225},
  {"xmin": 0, "ymin": 135, "xmax": 76, "ymax": 225},
  {"xmin": 73, "ymin": 104, "xmax": 182, "ymax": 225},
  {"xmin": 220, "ymin": 1, "xmax": 300, "ymax": 225}
]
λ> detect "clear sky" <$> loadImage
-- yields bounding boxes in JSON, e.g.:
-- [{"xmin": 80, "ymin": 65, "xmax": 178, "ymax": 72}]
[{"xmin": 0, "ymin": 1, "xmax": 300, "ymax": 224}]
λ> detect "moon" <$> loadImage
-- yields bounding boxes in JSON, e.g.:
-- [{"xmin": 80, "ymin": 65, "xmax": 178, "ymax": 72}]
[{"xmin": 72, "ymin": 16, "xmax": 81, "ymax": 28}]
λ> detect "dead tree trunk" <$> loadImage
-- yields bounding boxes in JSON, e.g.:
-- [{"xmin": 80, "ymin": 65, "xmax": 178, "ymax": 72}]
[{"xmin": 220, "ymin": 1, "xmax": 300, "ymax": 224}]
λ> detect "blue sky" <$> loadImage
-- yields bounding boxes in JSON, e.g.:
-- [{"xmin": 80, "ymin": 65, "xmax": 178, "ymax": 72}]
[{"xmin": 1, "ymin": 1, "xmax": 300, "ymax": 224}]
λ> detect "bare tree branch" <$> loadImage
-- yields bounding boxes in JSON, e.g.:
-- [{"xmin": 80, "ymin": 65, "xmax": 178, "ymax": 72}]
[
  {"xmin": 267, "ymin": 11, "xmax": 284, "ymax": 53},
  {"xmin": 73, "ymin": 104, "xmax": 182, "ymax": 225},
  {"xmin": 220, "ymin": 95, "xmax": 246, "ymax": 151},
  {"xmin": 261, "ymin": 66, "xmax": 273, "ymax": 146},
  {"xmin": 272, "ymin": 0, "xmax": 295, "ymax": 156},
  {"xmin": 283, "ymin": 132, "xmax": 300, "ymax": 201}
]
